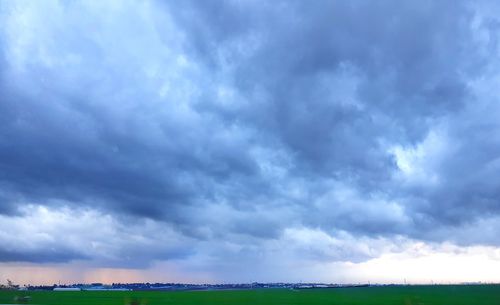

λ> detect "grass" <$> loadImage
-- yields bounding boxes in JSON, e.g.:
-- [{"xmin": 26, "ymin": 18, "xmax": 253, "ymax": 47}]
[{"xmin": 1, "ymin": 285, "xmax": 500, "ymax": 305}]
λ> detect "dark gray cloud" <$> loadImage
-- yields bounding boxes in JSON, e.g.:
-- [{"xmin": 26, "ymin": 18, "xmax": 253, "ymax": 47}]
[
  {"xmin": 174, "ymin": 0, "xmax": 474, "ymax": 183},
  {"xmin": 0, "ymin": 248, "xmax": 87, "ymax": 264},
  {"xmin": 0, "ymin": 0, "xmax": 498, "ymax": 271}
]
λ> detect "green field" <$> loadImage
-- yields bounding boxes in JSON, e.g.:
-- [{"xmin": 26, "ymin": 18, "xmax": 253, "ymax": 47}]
[{"xmin": 1, "ymin": 285, "xmax": 500, "ymax": 305}]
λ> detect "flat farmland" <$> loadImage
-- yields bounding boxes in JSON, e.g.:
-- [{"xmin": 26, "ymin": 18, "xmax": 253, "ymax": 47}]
[{"xmin": 1, "ymin": 285, "xmax": 500, "ymax": 305}]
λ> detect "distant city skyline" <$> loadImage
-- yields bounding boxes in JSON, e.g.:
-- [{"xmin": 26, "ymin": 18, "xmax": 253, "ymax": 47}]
[{"xmin": 1, "ymin": 0, "xmax": 500, "ymax": 285}]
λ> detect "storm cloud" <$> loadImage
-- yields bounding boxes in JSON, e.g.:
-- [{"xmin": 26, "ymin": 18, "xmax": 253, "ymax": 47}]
[{"xmin": 0, "ymin": 0, "xmax": 500, "ymax": 281}]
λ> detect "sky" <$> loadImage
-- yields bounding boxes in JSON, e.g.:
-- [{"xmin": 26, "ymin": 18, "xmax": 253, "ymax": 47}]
[{"xmin": 1, "ymin": 0, "xmax": 500, "ymax": 285}]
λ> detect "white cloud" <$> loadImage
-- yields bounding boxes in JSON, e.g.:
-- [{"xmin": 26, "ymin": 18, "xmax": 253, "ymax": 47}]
[{"xmin": 0, "ymin": 205, "xmax": 194, "ymax": 265}]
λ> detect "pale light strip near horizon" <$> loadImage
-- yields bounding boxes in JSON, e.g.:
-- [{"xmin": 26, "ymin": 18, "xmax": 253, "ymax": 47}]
[
  {"xmin": 3, "ymin": 241, "xmax": 500, "ymax": 285},
  {"xmin": 1, "ymin": 0, "xmax": 500, "ymax": 285}
]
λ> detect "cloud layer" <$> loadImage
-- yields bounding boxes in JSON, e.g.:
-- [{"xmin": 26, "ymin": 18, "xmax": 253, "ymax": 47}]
[{"xmin": 1, "ymin": 0, "xmax": 500, "ymax": 282}]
